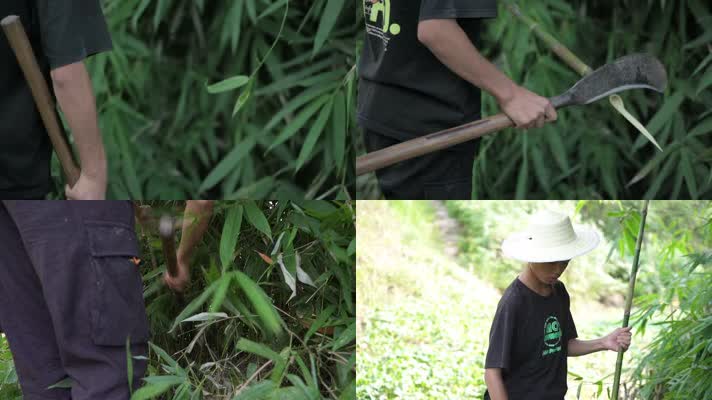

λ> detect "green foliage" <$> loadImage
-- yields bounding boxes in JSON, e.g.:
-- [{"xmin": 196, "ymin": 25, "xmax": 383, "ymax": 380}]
[
  {"xmin": 356, "ymin": 1, "xmax": 712, "ymax": 199},
  {"xmin": 50, "ymin": 0, "xmax": 360, "ymax": 199},
  {"xmin": 0, "ymin": 337, "xmax": 21, "ymax": 400},
  {"xmin": 630, "ymin": 252, "xmax": 712, "ymax": 400},
  {"xmin": 139, "ymin": 200, "xmax": 355, "ymax": 398}
]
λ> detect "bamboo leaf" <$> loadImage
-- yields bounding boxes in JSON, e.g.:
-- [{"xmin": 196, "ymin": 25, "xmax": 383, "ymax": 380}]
[
  {"xmin": 220, "ymin": 205, "xmax": 244, "ymax": 269},
  {"xmin": 267, "ymin": 95, "xmax": 331, "ymax": 153},
  {"xmin": 332, "ymin": 322, "xmax": 356, "ymax": 351},
  {"xmin": 331, "ymin": 90, "xmax": 347, "ymax": 171},
  {"xmin": 313, "ymin": 0, "xmax": 346, "ymax": 56},
  {"xmin": 304, "ymin": 305, "xmax": 335, "ymax": 342},
  {"xmin": 199, "ymin": 137, "xmax": 257, "ymax": 193},
  {"xmin": 296, "ymin": 99, "xmax": 333, "ymax": 171},
  {"xmin": 696, "ymin": 66, "xmax": 712, "ymax": 95},
  {"xmin": 206, "ymin": 75, "xmax": 250, "ymax": 94},
  {"xmin": 244, "ymin": 201, "xmax": 272, "ymax": 238},
  {"xmin": 233, "ymin": 271, "xmax": 284, "ymax": 336}
]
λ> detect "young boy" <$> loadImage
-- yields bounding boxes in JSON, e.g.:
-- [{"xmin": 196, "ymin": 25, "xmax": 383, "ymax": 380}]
[{"xmin": 484, "ymin": 210, "xmax": 632, "ymax": 400}]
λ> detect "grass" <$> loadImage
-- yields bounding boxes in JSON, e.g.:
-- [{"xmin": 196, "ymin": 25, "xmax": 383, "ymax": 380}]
[{"xmin": 357, "ymin": 201, "xmax": 499, "ymax": 399}]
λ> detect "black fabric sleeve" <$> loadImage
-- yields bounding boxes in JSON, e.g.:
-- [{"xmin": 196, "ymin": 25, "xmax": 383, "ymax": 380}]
[
  {"xmin": 419, "ymin": 0, "xmax": 498, "ymax": 21},
  {"xmin": 484, "ymin": 293, "xmax": 518, "ymax": 370},
  {"xmin": 561, "ymin": 284, "xmax": 578, "ymax": 341},
  {"xmin": 36, "ymin": 0, "xmax": 113, "ymax": 69}
]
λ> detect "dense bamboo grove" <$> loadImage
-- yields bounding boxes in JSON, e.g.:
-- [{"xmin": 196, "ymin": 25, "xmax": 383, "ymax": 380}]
[
  {"xmin": 357, "ymin": 0, "xmax": 712, "ymax": 199},
  {"xmin": 49, "ymin": 0, "xmax": 360, "ymax": 199},
  {"xmin": 1, "ymin": 200, "xmax": 356, "ymax": 399}
]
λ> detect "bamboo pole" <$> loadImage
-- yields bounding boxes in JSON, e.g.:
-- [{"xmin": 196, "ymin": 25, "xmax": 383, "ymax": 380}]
[
  {"xmin": 611, "ymin": 200, "xmax": 650, "ymax": 399},
  {"xmin": 505, "ymin": 3, "xmax": 593, "ymax": 77}
]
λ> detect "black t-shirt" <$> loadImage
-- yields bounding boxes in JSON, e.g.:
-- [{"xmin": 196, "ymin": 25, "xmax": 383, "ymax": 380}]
[
  {"xmin": 0, "ymin": 0, "xmax": 112, "ymax": 199},
  {"xmin": 484, "ymin": 278, "xmax": 578, "ymax": 400},
  {"xmin": 358, "ymin": 0, "xmax": 497, "ymax": 141}
]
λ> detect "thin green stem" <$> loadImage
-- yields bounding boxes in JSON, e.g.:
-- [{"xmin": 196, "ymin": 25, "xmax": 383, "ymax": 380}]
[{"xmin": 611, "ymin": 200, "xmax": 650, "ymax": 399}]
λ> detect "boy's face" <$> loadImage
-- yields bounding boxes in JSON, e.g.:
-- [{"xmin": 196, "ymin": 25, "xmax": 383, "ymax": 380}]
[{"xmin": 529, "ymin": 260, "xmax": 570, "ymax": 285}]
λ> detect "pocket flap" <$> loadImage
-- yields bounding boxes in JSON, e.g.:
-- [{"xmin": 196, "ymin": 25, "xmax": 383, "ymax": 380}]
[{"xmin": 86, "ymin": 222, "xmax": 140, "ymax": 257}]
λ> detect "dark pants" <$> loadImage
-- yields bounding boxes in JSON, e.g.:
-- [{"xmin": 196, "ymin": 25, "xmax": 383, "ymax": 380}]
[
  {"xmin": 363, "ymin": 130, "xmax": 478, "ymax": 199},
  {"xmin": 0, "ymin": 201, "xmax": 149, "ymax": 400}
]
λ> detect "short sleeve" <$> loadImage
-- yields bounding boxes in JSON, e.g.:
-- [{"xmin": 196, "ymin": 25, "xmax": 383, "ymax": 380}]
[
  {"xmin": 485, "ymin": 294, "xmax": 518, "ymax": 370},
  {"xmin": 36, "ymin": 0, "xmax": 113, "ymax": 69},
  {"xmin": 419, "ymin": 0, "xmax": 498, "ymax": 21}
]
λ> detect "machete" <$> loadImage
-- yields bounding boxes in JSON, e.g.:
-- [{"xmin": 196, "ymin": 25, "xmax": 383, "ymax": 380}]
[
  {"xmin": 356, "ymin": 53, "xmax": 668, "ymax": 176},
  {"xmin": 1, "ymin": 15, "xmax": 80, "ymax": 187},
  {"xmin": 159, "ymin": 215, "xmax": 180, "ymax": 278}
]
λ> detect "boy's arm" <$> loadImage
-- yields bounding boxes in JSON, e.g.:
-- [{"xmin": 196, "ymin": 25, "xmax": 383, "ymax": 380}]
[
  {"xmin": 417, "ymin": 19, "xmax": 556, "ymax": 129},
  {"xmin": 484, "ymin": 368, "xmax": 509, "ymax": 400},
  {"xmin": 164, "ymin": 200, "xmax": 215, "ymax": 292},
  {"xmin": 568, "ymin": 327, "xmax": 632, "ymax": 357},
  {"xmin": 52, "ymin": 62, "xmax": 107, "ymax": 200}
]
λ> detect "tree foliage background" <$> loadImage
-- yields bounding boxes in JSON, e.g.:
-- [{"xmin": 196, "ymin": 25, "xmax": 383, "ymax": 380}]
[
  {"xmin": 1, "ymin": 200, "xmax": 356, "ymax": 399},
  {"xmin": 50, "ymin": 0, "xmax": 359, "ymax": 199},
  {"xmin": 356, "ymin": 0, "xmax": 712, "ymax": 199}
]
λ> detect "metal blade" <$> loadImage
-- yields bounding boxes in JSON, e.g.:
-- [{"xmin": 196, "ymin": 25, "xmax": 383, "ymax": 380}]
[{"xmin": 566, "ymin": 54, "xmax": 667, "ymax": 105}]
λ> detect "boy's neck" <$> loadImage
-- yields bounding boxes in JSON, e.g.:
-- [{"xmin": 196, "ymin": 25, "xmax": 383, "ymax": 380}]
[{"xmin": 519, "ymin": 267, "xmax": 553, "ymax": 297}]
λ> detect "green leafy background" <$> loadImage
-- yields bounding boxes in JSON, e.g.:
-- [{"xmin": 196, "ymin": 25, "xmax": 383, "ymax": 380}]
[{"xmin": 50, "ymin": 0, "xmax": 359, "ymax": 199}]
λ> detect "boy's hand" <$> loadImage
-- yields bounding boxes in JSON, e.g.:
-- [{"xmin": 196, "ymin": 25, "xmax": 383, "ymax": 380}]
[
  {"xmin": 163, "ymin": 256, "xmax": 190, "ymax": 292},
  {"xmin": 65, "ymin": 170, "xmax": 107, "ymax": 200},
  {"xmin": 498, "ymin": 85, "xmax": 557, "ymax": 129},
  {"xmin": 602, "ymin": 326, "xmax": 632, "ymax": 352}
]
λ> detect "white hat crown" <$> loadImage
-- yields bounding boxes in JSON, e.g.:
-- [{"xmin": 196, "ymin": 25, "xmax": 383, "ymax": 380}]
[
  {"xmin": 501, "ymin": 210, "xmax": 600, "ymax": 263},
  {"xmin": 526, "ymin": 211, "xmax": 578, "ymax": 248}
]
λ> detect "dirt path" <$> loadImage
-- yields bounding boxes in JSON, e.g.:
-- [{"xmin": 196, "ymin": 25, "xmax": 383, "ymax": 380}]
[{"xmin": 431, "ymin": 200, "xmax": 462, "ymax": 259}]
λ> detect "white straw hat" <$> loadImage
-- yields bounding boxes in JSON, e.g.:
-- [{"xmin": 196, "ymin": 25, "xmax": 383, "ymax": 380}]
[{"xmin": 501, "ymin": 210, "xmax": 600, "ymax": 263}]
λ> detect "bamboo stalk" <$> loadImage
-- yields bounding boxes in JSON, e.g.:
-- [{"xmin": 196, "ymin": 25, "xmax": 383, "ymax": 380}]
[
  {"xmin": 611, "ymin": 200, "xmax": 650, "ymax": 399},
  {"xmin": 505, "ymin": 2, "xmax": 593, "ymax": 77}
]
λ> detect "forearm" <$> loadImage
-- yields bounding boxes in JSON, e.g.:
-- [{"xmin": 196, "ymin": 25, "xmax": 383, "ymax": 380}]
[
  {"xmin": 51, "ymin": 61, "xmax": 106, "ymax": 179},
  {"xmin": 568, "ymin": 338, "xmax": 605, "ymax": 357},
  {"xmin": 417, "ymin": 19, "xmax": 517, "ymax": 104},
  {"xmin": 177, "ymin": 201, "xmax": 214, "ymax": 262},
  {"xmin": 484, "ymin": 369, "xmax": 509, "ymax": 400}
]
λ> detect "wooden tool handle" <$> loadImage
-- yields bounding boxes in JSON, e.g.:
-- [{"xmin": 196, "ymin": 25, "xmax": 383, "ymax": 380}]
[
  {"xmin": 159, "ymin": 216, "xmax": 179, "ymax": 278},
  {"xmin": 356, "ymin": 113, "xmax": 514, "ymax": 176},
  {"xmin": 2, "ymin": 15, "xmax": 80, "ymax": 187}
]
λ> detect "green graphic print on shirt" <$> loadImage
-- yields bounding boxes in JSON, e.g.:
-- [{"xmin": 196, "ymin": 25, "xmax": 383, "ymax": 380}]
[
  {"xmin": 364, "ymin": 0, "xmax": 401, "ymax": 50},
  {"xmin": 542, "ymin": 315, "xmax": 562, "ymax": 357}
]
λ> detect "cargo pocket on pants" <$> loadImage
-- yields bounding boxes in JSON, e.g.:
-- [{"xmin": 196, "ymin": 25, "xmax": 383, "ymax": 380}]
[{"xmin": 86, "ymin": 221, "xmax": 149, "ymax": 346}]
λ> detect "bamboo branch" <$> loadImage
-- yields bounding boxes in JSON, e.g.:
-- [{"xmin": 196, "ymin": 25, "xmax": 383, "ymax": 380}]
[
  {"xmin": 505, "ymin": 2, "xmax": 593, "ymax": 77},
  {"xmin": 611, "ymin": 200, "xmax": 650, "ymax": 399}
]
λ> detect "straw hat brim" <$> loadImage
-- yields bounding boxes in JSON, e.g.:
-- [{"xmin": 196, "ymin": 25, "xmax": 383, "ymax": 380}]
[{"xmin": 501, "ymin": 228, "xmax": 600, "ymax": 263}]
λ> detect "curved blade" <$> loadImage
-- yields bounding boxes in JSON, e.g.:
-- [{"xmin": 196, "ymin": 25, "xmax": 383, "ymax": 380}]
[{"xmin": 567, "ymin": 54, "xmax": 667, "ymax": 105}]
